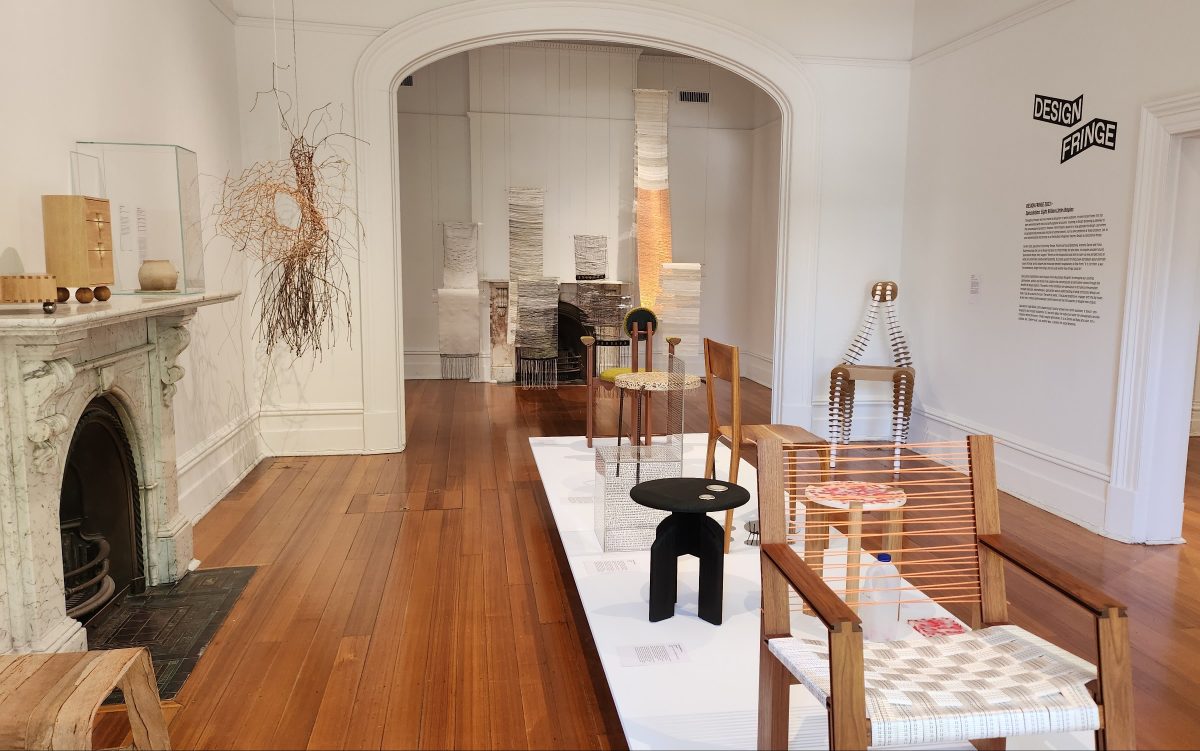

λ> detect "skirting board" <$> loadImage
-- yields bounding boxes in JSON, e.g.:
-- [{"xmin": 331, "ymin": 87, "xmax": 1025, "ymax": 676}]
[
  {"xmin": 258, "ymin": 403, "xmax": 366, "ymax": 456},
  {"xmin": 910, "ymin": 406, "xmax": 1134, "ymax": 541},
  {"xmin": 740, "ymin": 350, "xmax": 772, "ymax": 387},
  {"xmin": 177, "ymin": 414, "xmax": 263, "ymax": 524}
]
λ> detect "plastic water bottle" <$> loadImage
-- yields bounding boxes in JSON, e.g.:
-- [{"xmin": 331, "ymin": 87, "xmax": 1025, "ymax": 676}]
[{"xmin": 859, "ymin": 553, "xmax": 903, "ymax": 642}]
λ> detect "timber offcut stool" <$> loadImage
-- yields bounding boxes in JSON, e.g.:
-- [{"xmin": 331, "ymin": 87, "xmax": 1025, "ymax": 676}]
[
  {"xmin": 0, "ymin": 647, "xmax": 170, "ymax": 750},
  {"xmin": 631, "ymin": 477, "xmax": 750, "ymax": 625}
]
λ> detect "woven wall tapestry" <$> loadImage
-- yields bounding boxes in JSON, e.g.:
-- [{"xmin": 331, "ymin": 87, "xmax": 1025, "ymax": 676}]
[
  {"xmin": 442, "ymin": 221, "xmax": 479, "ymax": 289},
  {"xmin": 506, "ymin": 187, "xmax": 546, "ymax": 345},
  {"xmin": 438, "ymin": 288, "xmax": 481, "ymax": 380},
  {"xmin": 515, "ymin": 277, "xmax": 559, "ymax": 389},
  {"xmin": 634, "ymin": 89, "xmax": 673, "ymax": 310},
  {"xmin": 573, "ymin": 234, "xmax": 608, "ymax": 280},
  {"xmin": 657, "ymin": 263, "xmax": 702, "ymax": 370},
  {"xmin": 577, "ymin": 281, "xmax": 628, "ymax": 373}
]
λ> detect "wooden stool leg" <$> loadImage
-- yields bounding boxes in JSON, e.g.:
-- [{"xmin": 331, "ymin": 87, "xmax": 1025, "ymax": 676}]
[
  {"xmin": 883, "ymin": 507, "xmax": 903, "ymax": 565},
  {"xmin": 118, "ymin": 651, "xmax": 171, "ymax": 750},
  {"xmin": 844, "ymin": 505, "xmax": 863, "ymax": 612}
]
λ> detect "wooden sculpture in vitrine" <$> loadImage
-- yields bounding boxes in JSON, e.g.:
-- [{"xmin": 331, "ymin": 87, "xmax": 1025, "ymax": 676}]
[
  {"xmin": 581, "ymin": 307, "xmax": 657, "ymax": 448},
  {"xmin": 0, "ymin": 274, "xmax": 58, "ymax": 313},
  {"xmin": 829, "ymin": 281, "xmax": 914, "ymax": 468},
  {"xmin": 756, "ymin": 435, "xmax": 1134, "ymax": 750},
  {"xmin": 41, "ymin": 195, "xmax": 115, "ymax": 304}
]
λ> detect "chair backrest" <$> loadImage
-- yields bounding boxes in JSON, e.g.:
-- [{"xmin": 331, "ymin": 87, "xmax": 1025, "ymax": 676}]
[
  {"xmin": 703, "ymin": 338, "xmax": 742, "ymax": 443},
  {"xmin": 757, "ymin": 435, "xmax": 1002, "ymax": 628}
]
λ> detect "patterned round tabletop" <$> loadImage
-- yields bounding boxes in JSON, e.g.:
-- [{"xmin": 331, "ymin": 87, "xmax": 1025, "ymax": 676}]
[
  {"xmin": 613, "ymin": 371, "xmax": 702, "ymax": 392},
  {"xmin": 804, "ymin": 480, "xmax": 907, "ymax": 510}
]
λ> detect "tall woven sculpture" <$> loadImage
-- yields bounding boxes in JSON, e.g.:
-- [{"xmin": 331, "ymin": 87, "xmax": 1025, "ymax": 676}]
[
  {"xmin": 828, "ymin": 281, "xmax": 915, "ymax": 468},
  {"xmin": 657, "ymin": 263, "xmax": 702, "ymax": 372},
  {"xmin": 506, "ymin": 187, "xmax": 546, "ymax": 346},
  {"xmin": 573, "ymin": 234, "xmax": 608, "ymax": 280},
  {"xmin": 437, "ymin": 221, "xmax": 481, "ymax": 379},
  {"xmin": 515, "ymin": 278, "xmax": 560, "ymax": 389},
  {"xmin": 634, "ymin": 89, "xmax": 673, "ymax": 309}
]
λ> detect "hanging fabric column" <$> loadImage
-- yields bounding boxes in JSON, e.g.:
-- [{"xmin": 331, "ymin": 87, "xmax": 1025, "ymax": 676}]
[
  {"xmin": 437, "ymin": 221, "xmax": 481, "ymax": 380},
  {"xmin": 633, "ymin": 89, "xmax": 673, "ymax": 310}
]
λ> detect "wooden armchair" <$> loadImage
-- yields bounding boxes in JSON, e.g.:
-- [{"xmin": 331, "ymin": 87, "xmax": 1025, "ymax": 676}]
[{"xmin": 756, "ymin": 435, "xmax": 1134, "ymax": 750}]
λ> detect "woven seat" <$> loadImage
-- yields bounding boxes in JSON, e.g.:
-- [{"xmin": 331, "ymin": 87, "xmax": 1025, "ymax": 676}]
[{"xmin": 769, "ymin": 625, "xmax": 1100, "ymax": 746}]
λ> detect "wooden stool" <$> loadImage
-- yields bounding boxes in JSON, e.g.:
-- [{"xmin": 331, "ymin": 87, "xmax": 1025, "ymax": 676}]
[{"xmin": 0, "ymin": 647, "xmax": 170, "ymax": 750}]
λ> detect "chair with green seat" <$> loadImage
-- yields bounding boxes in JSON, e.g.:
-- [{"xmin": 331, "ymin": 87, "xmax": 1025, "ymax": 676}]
[{"xmin": 582, "ymin": 307, "xmax": 668, "ymax": 447}]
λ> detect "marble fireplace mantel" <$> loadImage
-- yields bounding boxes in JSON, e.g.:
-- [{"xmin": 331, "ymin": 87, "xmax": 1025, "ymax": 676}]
[{"xmin": 0, "ymin": 291, "xmax": 237, "ymax": 653}]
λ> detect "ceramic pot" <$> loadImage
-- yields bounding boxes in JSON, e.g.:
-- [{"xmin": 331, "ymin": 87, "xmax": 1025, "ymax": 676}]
[{"xmin": 138, "ymin": 259, "xmax": 179, "ymax": 291}]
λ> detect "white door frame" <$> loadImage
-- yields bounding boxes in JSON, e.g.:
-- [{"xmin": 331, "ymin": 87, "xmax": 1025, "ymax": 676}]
[
  {"xmin": 1106, "ymin": 92, "xmax": 1200, "ymax": 543},
  {"xmin": 351, "ymin": 0, "xmax": 820, "ymax": 452}
]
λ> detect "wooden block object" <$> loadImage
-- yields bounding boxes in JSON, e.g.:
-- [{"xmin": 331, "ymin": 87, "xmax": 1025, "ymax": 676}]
[
  {"xmin": 0, "ymin": 274, "xmax": 56, "ymax": 303},
  {"xmin": 0, "ymin": 647, "xmax": 171, "ymax": 750},
  {"xmin": 42, "ymin": 195, "xmax": 115, "ymax": 289}
]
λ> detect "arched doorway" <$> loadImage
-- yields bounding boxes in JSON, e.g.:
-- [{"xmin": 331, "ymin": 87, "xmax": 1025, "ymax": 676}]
[{"xmin": 352, "ymin": 0, "xmax": 820, "ymax": 451}]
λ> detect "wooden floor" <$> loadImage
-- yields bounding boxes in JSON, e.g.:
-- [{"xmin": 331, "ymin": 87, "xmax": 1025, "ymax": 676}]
[{"xmin": 97, "ymin": 380, "xmax": 1199, "ymax": 749}]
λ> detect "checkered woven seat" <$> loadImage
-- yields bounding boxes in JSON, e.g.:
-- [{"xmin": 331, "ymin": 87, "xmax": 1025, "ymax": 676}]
[{"xmin": 768, "ymin": 625, "xmax": 1101, "ymax": 747}]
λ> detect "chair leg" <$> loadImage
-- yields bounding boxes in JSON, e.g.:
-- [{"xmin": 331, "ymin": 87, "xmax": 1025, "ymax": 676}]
[
  {"xmin": 883, "ymin": 507, "xmax": 903, "ymax": 565},
  {"xmin": 704, "ymin": 432, "xmax": 718, "ymax": 481},
  {"xmin": 757, "ymin": 643, "xmax": 790, "ymax": 750},
  {"xmin": 118, "ymin": 650, "xmax": 172, "ymax": 750},
  {"xmin": 586, "ymin": 380, "xmax": 595, "ymax": 448},
  {"xmin": 723, "ymin": 440, "xmax": 742, "ymax": 553}
]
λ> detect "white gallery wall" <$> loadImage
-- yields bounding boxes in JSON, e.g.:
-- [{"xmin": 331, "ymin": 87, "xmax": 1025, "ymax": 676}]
[
  {"xmin": 396, "ymin": 43, "xmax": 788, "ymax": 384},
  {"xmin": 901, "ymin": 0, "xmax": 1200, "ymax": 540},
  {"xmin": 0, "ymin": 1, "xmax": 256, "ymax": 523},
  {"xmin": 231, "ymin": 5, "xmax": 914, "ymax": 455}
]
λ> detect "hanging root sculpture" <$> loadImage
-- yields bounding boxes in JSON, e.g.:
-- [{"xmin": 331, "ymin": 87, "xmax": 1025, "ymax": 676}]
[{"xmin": 217, "ymin": 89, "xmax": 359, "ymax": 358}]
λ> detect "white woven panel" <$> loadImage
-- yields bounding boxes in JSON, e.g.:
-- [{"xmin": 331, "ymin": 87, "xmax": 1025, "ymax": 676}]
[
  {"xmin": 657, "ymin": 262, "xmax": 702, "ymax": 370},
  {"xmin": 768, "ymin": 625, "xmax": 1101, "ymax": 747},
  {"xmin": 437, "ymin": 288, "xmax": 480, "ymax": 355},
  {"xmin": 634, "ymin": 89, "xmax": 670, "ymax": 191},
  {"xmin": 593, "ymin": 444, "xmax": 681, "ymax": 551},
  {"xmin": 441, "ymin": 221, "xmax": 479, "ymax": 289}
]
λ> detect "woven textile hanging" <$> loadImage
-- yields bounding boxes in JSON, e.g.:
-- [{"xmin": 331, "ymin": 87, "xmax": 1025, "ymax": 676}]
[
  {"xmin": 634, "ymin": 89, "xmax": 673, "ymax": 310},
  {"xmin": 573, "ymin": 234, "xmax": 608, "ymax": 280},
  {"xmin": 441, "ymin": 221, "xmax": 479, "ymax": 288},
  {"xmin": 657, "ymin": 263, "xmax": 702, "ymax": 370},
  {"xmin": 436, "ymin": 220, "xmax": 481, "ymax": 379},
  {"xmin": 515, "ymin": 277, "xmax": 560, "ymax": 389},
  {"xmin": 438, "ymin": 288, "xmax": 480, "ymax": 379},
  {"xmin": 507, "ymin": 187, "xmax": 546, "ymax": 345}
]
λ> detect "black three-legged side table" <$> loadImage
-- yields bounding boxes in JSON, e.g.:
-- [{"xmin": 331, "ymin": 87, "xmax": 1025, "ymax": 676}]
[{"xmin": 630, "ymin": 477, "xmax": 751, "ymax": 625}]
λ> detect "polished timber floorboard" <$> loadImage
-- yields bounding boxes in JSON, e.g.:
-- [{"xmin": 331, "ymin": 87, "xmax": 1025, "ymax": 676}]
[{"xmin": 96, "ymin": 381, "xmax": 1200, "ymax": 749}]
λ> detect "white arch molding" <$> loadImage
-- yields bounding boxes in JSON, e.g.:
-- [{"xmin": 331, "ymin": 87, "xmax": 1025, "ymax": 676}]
[{"xmin": 352, "ymin": 0, "xmax": 821, "ymax": 451}]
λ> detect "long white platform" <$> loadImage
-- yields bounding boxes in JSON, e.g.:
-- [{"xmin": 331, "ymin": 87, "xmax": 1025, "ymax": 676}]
[{"xmin": 530, "ymin": 434, "xmax": 1092, "ymax": 750}]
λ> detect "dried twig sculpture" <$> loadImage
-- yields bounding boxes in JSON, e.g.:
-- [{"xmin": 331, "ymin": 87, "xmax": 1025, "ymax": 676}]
[{"xmin": 217, "ymin": 86, "xmax": 358, "ymax": 358}]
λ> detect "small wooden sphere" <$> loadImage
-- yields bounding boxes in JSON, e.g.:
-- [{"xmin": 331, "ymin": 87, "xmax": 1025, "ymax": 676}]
[
  {"xmin": 56, "ymin": 287, "xmax": 69, "ymax": 303},
  {"xmin": 75, "ymin": 287, "xmax": 94, "ymax": 304},
  {"xmin": 94, "ymin": 285, "xmax": 111, "ymax": 302}
]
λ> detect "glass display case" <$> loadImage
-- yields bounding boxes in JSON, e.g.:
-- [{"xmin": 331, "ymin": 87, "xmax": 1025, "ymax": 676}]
[{"xmin": 70, "ymin": 142, "xmax": 204, "ymax": 293}]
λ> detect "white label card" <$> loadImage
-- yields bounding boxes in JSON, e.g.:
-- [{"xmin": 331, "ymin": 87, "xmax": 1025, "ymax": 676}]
[
  {"xmin": 587, "ymin": 558, "xmax": 638, "ymax": 574},
  {"xmin": 618, "ymin": 643, "xmax": 689, "ymax": 667}
]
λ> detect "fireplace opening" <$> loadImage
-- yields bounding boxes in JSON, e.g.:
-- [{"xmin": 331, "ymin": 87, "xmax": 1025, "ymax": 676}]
[
  {"xmin": 557, "ymin": 300, "xmax": 594, "ymax": 384},
  {"xmin": 59, "ymin": 397, "xmax": 144, "ymax": 625}
]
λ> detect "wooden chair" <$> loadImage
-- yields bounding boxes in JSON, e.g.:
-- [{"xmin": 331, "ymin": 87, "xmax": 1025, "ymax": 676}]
[
  {"xmin": 702, "ymin": 338, "xmax": 828, "ymax": 553},
  {"xmin": 0, "ymin": 647, "xmax": 171, "ymax": 750},
  {"xmin": 582, "ymin": 307, "xmax": 658, "ymax": 448},
  {"xmin": 756, "ymin": 435, "xmax": 1134, "ymax": 750}
]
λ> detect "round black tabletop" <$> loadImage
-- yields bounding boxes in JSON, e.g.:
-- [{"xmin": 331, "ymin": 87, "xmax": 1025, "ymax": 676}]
[{"xmin": 630, "ymin": 477, "xmax": 751, "ymax": 514}]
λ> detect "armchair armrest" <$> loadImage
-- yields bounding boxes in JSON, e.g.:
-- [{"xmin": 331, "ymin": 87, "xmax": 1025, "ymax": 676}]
[
  {"xmin": 978, "ymin": 534, "xmax": 1126, "ymax": 616},
  {"xmin": 762, "ymin": 543, "xmax": 860, "ymax": 630}
]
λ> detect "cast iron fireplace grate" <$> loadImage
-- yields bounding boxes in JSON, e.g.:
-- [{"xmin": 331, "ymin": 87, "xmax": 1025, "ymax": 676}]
[{"xmin": 87, "ymin": 566, "xmax": 256, "ymax": 704}]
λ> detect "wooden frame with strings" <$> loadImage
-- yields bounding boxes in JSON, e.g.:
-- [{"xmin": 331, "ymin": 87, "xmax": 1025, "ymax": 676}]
[{"xmin": 757, "ymin": 435, "xmax": 1135, "ymax": 750}]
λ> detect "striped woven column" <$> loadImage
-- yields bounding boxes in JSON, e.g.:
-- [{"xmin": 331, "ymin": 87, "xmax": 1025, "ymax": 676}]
[{"xmin": 634, "ymin": 89, "xmax": 673, "ymax": 310}]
